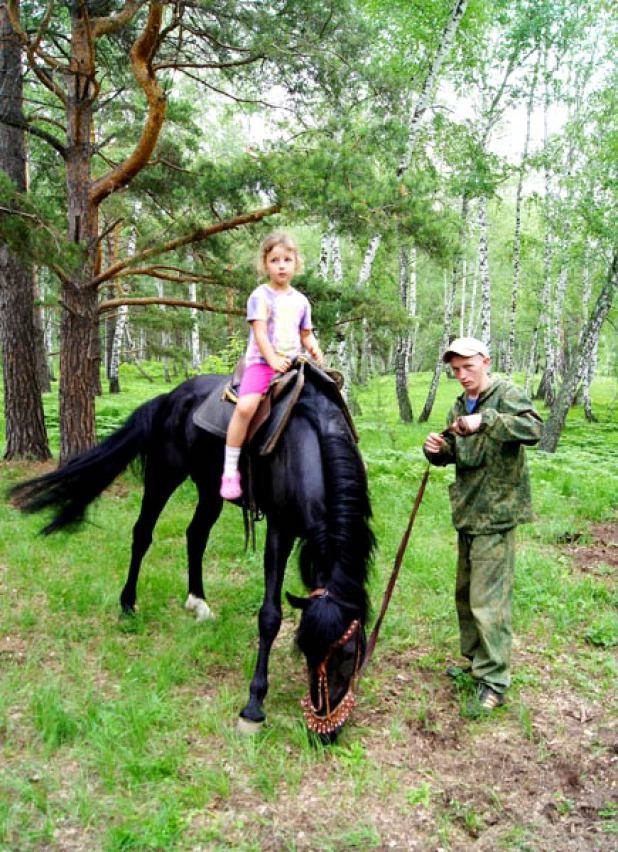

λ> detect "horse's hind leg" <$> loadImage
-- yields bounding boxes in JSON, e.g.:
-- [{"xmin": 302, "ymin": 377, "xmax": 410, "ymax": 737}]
[
  {"xmin": 184, "ymin": 483, "xmax": 224, "ymax": 622},
  {"xmin": 120, "ymin": 468, "xmax": 184, "ymax": 615}
]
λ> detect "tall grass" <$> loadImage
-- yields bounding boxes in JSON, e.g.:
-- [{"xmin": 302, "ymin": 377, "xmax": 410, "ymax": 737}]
[{"xmin": 0, "ymin": 364, "xmax": 616, "ymax": 850}]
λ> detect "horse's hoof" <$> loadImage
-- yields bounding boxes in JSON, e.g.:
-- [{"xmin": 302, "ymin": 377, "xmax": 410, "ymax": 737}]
[
  {"xmin": 185, "ymin": 594, "xmax": 214, "ymax": 622},
  {"xmin": 236, "ymin": 716, "xmax": 264, "ymax": 736},
  {"xmin": 119, "ymin": 607, "xmax": 136, "ymax": 620}
]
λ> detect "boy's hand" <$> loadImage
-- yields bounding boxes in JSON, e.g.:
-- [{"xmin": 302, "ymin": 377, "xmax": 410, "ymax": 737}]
[
  {"xmin": 424, "ymin": 432, "xmax": 445, "ymax": 454},
  {"xmin": 452, "ymin": 414, "xmax": 482, "ymax": 435}
]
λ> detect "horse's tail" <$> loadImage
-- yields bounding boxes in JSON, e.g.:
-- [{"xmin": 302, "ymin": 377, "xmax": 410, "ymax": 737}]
[{"xmin": 9, "ymin": 394, "xmax": 167, "ymax": 534}]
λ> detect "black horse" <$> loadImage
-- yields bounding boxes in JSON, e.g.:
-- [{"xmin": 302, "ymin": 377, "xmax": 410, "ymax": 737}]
[{"xmin": 10, "ymin": 366, "xmax": 374, "ymax": 737}]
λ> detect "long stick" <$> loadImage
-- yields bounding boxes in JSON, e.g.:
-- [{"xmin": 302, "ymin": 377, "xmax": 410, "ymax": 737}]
[{"xmin": 359, "ymin": 464, "xmax": 432, "ymax": 677}]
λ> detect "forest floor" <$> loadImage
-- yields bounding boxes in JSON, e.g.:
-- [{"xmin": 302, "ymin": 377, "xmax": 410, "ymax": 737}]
[{"xmin": 207, "ymin": 522, "xmax": 618, "ymax": 851}]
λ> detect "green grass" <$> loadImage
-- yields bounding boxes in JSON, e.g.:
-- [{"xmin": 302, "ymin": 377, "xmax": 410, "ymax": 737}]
[{"xmin": 0, "ymin": 364, "xmax": 617, "ymax": 850}]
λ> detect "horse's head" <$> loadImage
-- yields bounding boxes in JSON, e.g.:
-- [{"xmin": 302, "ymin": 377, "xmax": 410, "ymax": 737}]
[{"xmin": 287, "ymin": 590, "xmax": 365, "ymax": 741}]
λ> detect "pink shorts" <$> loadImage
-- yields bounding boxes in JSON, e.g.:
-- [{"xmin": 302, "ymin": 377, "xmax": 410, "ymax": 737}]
[{"xmin": 238, "ymin": 362, "xmax": 276, "ymax": 397}]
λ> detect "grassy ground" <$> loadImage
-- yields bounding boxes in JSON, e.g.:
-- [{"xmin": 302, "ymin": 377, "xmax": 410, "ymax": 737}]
[{"xmin": 1, "ymin": 365, "xmax": 616, "ymax": 851}]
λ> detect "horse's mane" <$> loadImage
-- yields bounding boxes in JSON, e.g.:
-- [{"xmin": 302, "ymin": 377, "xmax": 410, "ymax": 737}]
[{"xmin": 295, "ymin": 381, "xmax": 374, "ymax": 625}]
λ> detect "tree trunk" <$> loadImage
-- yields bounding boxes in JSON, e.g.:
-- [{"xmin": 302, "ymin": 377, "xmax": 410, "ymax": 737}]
[
  {"xmin": 506, "ymin": 50, "xmax": 539, "ymax": 375},
  {"xmin": 396, "ymin": 0, "xmax": 470, "ymax": 177},
  {"xmin": 459, "ymin": 258, "xmax": 467, "ymax": 337},
  {"xmin": 538, "ymin": 253, "xmax": 616, "ymax": 453},
  {"xmin": 477, "ymin": 195, "xmax": 491, "ymax": 347},
  {"xmin": 108, "ymin": 207, "xmax": 140, "ymax": 393},
  {"xmin": 356, "ymin": 236, "xmax": 380, "ymax": 385},
  {"xmin": 395, "ymin": 245, "xmax": 413, "ymax": 422},
  {"xmin": 419, "ymin": 267, "xmax": 455, "ymax": 423},
  {"xmin": 579, "ymin": 241, "xmax": 597, "ymax": 421},
  {"xmin": 33, "ymin": 272, "xmax": 51, "ymax": 393},
  {"xmin": 190, "ymin": 280, "xmax": 200, "ymax": 372},
  {"xmin": 59, "ymin": 9, "xmax": 100, "ymax": 462},
  {"xmin": 408, "ymin": 248, "xmax": 418, "ymax": 370},
  {"xmin": 394, "ymin": 0, "xmax": 469, "ymax": 421},
  {"xmin": 0, "ymin": 1, "xmax": 50, "ymax": 460},
  {"xmin": 467, "ymin": 263, "xmax": 478, "ymax": 337},
  {"xmin": 331, "ymin": 234, "xmax": 354, "ymax": 406}
]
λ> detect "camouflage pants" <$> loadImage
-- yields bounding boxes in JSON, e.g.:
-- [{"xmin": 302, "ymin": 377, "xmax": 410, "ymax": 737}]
[{"xmin": 456, "ymin": 529, "xmax": 516, "ymax": 694}]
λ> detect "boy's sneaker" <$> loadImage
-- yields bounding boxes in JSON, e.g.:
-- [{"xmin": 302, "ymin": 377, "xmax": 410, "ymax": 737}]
[
  {"xmin": 220, "ymin": 472, "xmax": 242, "ymax": 501},
  {"xmin": 464, "ymin": 683, "xmax": 505, "ymax": 718}
]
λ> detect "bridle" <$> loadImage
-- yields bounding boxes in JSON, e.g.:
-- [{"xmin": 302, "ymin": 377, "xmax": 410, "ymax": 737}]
[{"xmin": 300, "ymin": 590, "xmax": 363, "ymax": 736}]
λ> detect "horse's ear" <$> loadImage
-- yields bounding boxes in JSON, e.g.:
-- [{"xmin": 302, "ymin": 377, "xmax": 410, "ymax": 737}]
[{"xmin": 286, "ymin": 591, "xmax": 311, "ymax": 611}]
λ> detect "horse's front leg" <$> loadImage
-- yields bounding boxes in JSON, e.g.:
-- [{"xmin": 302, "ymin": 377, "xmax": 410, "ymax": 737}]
[
  {"xmin": 184, "ymin": 485, "xmax": 223, "ymax": 622},
  {"xmin": 238, "ymin": 524, "xmax": 295, "ymax": 732}
]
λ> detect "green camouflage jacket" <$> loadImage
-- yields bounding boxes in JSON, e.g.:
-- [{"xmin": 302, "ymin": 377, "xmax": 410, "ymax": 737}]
[{"xmin": 423, "ymin": 377, "xmax": 543, "ymax": 534}]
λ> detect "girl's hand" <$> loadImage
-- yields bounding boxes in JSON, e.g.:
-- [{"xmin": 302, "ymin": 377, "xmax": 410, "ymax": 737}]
[
  {"xmin": 270, "ymin": 353, "xmax": 291, "ymax": 373},
  {"xmin": 310, "ymin": 347, "xmax": 324, "ymax": 367}
]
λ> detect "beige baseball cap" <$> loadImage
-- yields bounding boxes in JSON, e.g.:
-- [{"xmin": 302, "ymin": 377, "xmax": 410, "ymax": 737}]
[{"xmin": 442, "ymin": 337, "xmax": 490, "ymax": 363}]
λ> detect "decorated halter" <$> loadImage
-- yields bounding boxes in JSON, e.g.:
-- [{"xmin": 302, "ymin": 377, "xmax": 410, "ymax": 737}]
[{"xmin": 300, "ymin": 597, "xmax": 363, "ymax": 736}]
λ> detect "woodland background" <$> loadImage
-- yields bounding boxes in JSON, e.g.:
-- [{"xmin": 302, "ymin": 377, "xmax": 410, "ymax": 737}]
[
  {"xmin": 0, "ymin": 4, "xmax": 617, "ymax": 850},
  {"xmin": 0, "ymin": 0, "xmax": 616, "ymax": 465}
]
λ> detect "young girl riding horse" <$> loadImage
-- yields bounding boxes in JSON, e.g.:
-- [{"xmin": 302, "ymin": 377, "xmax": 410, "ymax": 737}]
[{"xmin": 220, "ymin": 232, "xmax": 324, "ymax": 500}]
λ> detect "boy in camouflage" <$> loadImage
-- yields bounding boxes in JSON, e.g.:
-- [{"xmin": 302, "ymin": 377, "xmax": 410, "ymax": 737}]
[{"xmin": 423, "ymin": 338, "xmax": 543, "ymax": 715}]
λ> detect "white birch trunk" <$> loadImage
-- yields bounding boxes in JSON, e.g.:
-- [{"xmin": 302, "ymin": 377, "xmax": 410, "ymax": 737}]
[
  {"xmin": 395, "ymin": 245, "xmax": 414, "ymax": 421},
  {"xmin": 539, "ymin": 252, "xmax": 617, "ymax": 452},
  {"xmin": 397, "ymin": 0, "xmax": 470, "ymax": 177},
  {"xmin": 507, "ymin": 51, "xmax": 539, "ymax": 376},
  {"xmin": 327, "ymin": 233, "xmax": 353, "ymax": 401},
  {"xmin": 109, "ymin": 206, "xmax": 140, "ymax": 392},
  {"xmin": 467, "ymin": 264, "xmax": 478, "ymax": 337},
  {"xmin": 156, "ymin": 279, "xmax": 171, "ymax": 383},
  {"xmin": 356, "ymin": 236, "xmax": 381, "ymax": 384},
  {"xmin": 477, "ymin": 195, "xmax": 491, "ymax": 347},
  {"xmin": 419, "ymin": 265, "xmax": 456, "ymax": 422},
  {"xmin": 189, "ymin": 280, "xmax": 200, "ymax": 372},
  {"xmin": 393, "ymin": 0, "xmax": 469, "ymax": 423},
  {"xmin": 580, "ymin": 240, "xmax": 596, "ymax": 420},
  {"xmin": 408, "ymin": 248, "xmax": 418, "ymax": 369},
  {"xmin": 459, "ymin": 258, "xmax": 467, "ymax": 338},
  {"xmin": 108, "ymin": 305, "xmax": 128, "ymax": 393},
  {"xmin": 109, "ymin": 203, "xmax": 141, "ymax": 392},
  {"xmin": 318, "ymin": 231, "xmax": 333, "ymax": 281},
  {"xmin": 41, "ymin": 276, "xmax": 55, "ymax": 382}
]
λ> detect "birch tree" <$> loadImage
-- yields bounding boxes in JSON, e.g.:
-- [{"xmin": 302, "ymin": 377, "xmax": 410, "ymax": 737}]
[
  {"xmin": 394, "ymin": 0, "xmax": 470, "ymax": 421},
  {"xmin": 539, "ymin": 252, "xmax": 617, "ymax": 452},
  {"xmin": 506, "ymin": 49, "xmax": 541, "ymax": 376}
]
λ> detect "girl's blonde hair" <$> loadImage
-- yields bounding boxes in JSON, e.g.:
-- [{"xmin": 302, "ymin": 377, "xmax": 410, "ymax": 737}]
[{"xmin": 257, "ymin": 232, "xmax": 303, "ymax": 277}]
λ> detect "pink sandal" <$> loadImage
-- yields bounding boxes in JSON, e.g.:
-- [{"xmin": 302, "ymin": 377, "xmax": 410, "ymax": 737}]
[{"xmin": 220, "ymin": 471, "xmax": 242, "ymax": 500}]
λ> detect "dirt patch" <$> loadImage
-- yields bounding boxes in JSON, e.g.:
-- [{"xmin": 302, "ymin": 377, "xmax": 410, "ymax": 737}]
[
  {"xmin": 567, "ymin": 521, "xmax": 618, "ymax": 573},
  {"xmin": 210, "ymin": 524, "xmax": 618, "ymax": 851}
]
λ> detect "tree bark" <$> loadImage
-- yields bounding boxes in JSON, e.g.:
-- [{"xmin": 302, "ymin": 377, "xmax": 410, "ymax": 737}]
[
  {"xmin": 0, "ymin": 0, "xmax": 50, "ymax": 460},
  {"xmin": 477, "ymin": 195, "xmax": 491, "ymax": 347},
  {"xmin": 419, "ymin": 267, "xmax": 455, "ymax": 423},
  {"xmin": 506, "ymin": 50, "xmax": 540, "ymax": 376},
  {"xmin": 395, "ymin": 245, "xmax": 413, "ymax": 422},
  {"xmin": 396, "ymin": 0, "xmax": 470, "ymax": 178},
  {"xmin": 538, "ymin": 252, "xmax": 616, "ymax": 453}
]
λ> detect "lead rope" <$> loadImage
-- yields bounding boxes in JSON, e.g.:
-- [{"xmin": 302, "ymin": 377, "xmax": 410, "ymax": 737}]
[
  {"xmin": 359, "ymin": 464, "xmax": 431, "ymax": 678},
  {"xmin": 359, "ymin": 421, "xmax": 466, "ymax": 678}
]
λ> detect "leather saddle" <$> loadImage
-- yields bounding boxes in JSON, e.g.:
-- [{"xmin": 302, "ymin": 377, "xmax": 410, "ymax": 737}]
[{"xmin": 192, "ymin": 357, "xmax": 358, "ymax": 456}]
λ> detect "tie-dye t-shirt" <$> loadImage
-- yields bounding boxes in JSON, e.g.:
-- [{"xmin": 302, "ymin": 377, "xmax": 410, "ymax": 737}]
[{"xmin": 244, "ymin": 284, "xmax": 313, "ymax": 366}]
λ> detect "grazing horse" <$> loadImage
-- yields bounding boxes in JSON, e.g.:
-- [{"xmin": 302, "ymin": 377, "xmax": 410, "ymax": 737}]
[{"xmin": 10, "ymin": 366, "xmax": 374, "ymax": 736}]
